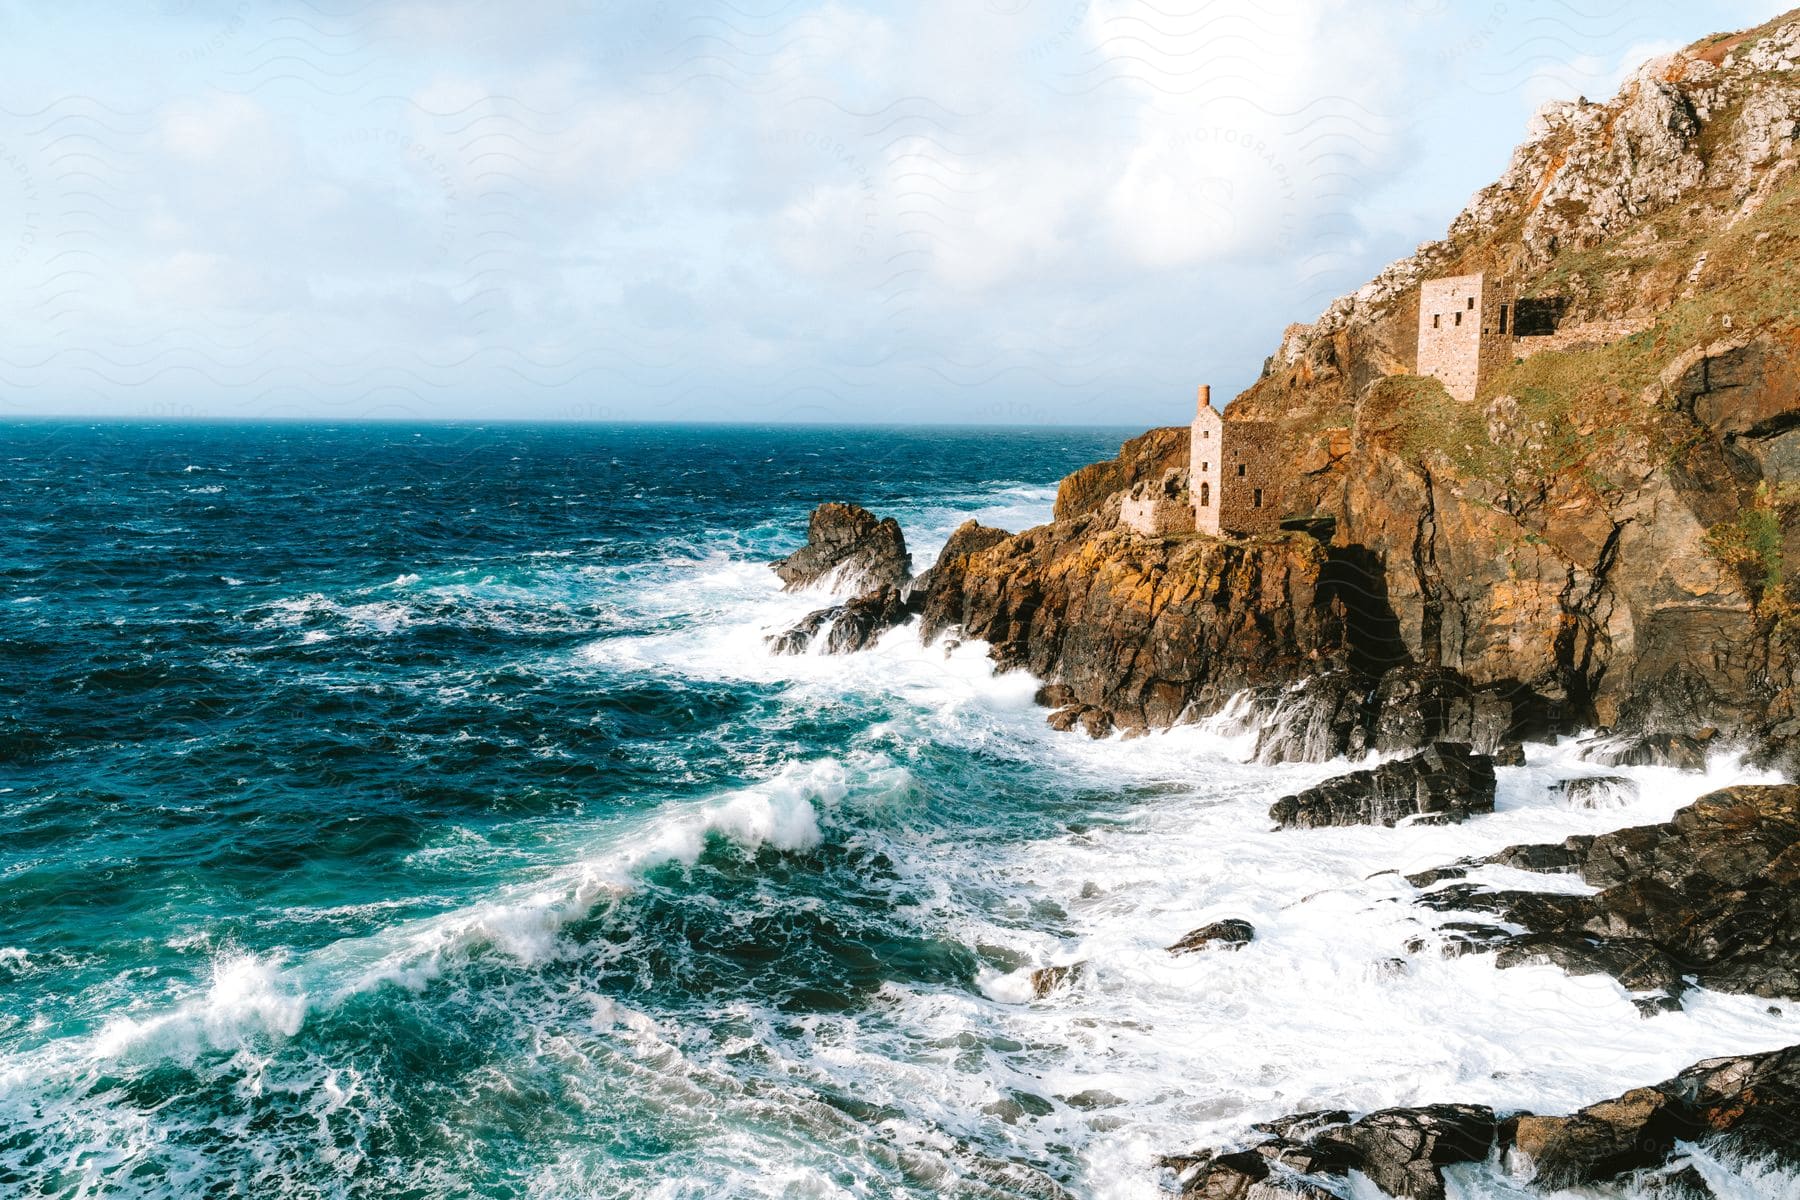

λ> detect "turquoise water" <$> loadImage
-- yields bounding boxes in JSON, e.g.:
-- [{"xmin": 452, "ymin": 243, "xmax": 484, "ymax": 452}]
[{"xmin": 3, "ymin": 422, "xmax": 1796, "ymax": 1199}]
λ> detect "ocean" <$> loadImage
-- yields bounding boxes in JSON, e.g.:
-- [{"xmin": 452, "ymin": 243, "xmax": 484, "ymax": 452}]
[{"xmin": 2, "ymin": 421, "xmax": 1795, "ymax": 1199}]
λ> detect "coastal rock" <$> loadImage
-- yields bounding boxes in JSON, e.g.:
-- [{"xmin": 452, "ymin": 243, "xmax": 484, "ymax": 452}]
[
  {"xmin": 1167, "ymin": 919, "xmax": 1255, "ymax": 955},
  {"xmin": 1511, "ymin": 1046, "xmax": 1800, "ymax": 1187},
  {"xmin": 1549, "ymin": 775, "xmax": 1639, "ymax": 809},
  {"xmin": 1268, "ymin": 743, "xmax": 1496, "ymax": 829},
  {"xmin": 771, "ymin": 502, "xmax": 910, "ymax": 595},
  {"xmin": 913, "ymin": 519, "xmax": 1014, "ymax": 642},
  {"xmin": 766, "ymin": 586, "xmax": 916, "ymax": 655},
  {"xmin": 1029, "ymin": 961, "xmax": 1087, "ymax": 997},
  {"xmin": 1577, "ymin": 731, "xmax": 1711, "ymax": 772},
  {"xmin": 1315, "ymin": 1104, "xmax": 1495, "ymax": 1200},
  {"xmin": 1163, "ymin": 1045, "xmax": 1800, "ymax": 1200},
  {"xmin": 1410, "ymin": 784, "xmax": 1800, "ymax": 998},
  {"xmin": 1053, "ymin": 426, "xmax": 1188, "ymax": 522}
]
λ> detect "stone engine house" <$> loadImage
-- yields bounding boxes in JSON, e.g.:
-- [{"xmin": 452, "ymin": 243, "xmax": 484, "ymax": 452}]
[
  {"xmin": 1416, "ymin": 271, "xmax": 1514, "ymax": 402},
  {"xmin": 1191, "ymin": 385, "xmax": 1280, "ymax": 537}
]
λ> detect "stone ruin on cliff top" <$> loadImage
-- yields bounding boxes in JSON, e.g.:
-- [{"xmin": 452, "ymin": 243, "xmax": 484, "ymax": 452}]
[
  {"xmin": 1121, "ymin": 271, "xmax": 1525, "ymax": 541},
  {"xmin": 1120, "ymin": 384, "xmax": 1280, "ymax": 539}
]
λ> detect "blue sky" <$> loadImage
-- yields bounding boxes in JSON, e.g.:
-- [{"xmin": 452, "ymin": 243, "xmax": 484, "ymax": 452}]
[{"xmin": 0, "ymin": 0, "xmax": 1785, "ymax": 425}]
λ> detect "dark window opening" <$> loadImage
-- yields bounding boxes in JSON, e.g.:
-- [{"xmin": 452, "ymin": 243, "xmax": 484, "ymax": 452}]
[
  {"xmin": 1237, "ymin": 464, "xmax": 1246, "ymax": 477},
  {"xmin": 1201, "ymin": 461, "xmax": 1209, "ymax": 472},
  {"xmin": 1201, "ymin": 429, "xmax": 1210, "ymax": 439},
  {"xmin": 1454, "ymin": 311, "xmax": 1462, "ymax": 326},
  {"xmin": 1432, "ymin": 314, "xmax": 1440, "ymax": 329},
  {"xmin": 1467, "ymin": 297, "xmax": 1475, "ymax": 310},
  {"xmin": 1253, "ymin": 488, "xmax": 1263, "ymax": 508},
  {"xmin": 1198, "ymin": 482, "xmax": 1210, "ymax": 507},
  {"xmin": 1499, "ymin": 303, "xmax": 1509, "ymax": 334}
]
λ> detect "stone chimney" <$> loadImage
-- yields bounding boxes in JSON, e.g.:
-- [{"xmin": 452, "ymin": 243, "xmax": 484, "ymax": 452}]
[{"xmin": 1197, "ymin": 384, "xmax": 1212, "ymax": 414}]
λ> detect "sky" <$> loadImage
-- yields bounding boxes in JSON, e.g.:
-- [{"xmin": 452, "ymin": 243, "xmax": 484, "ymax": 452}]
[{"xmin": 0, "ymin": 0, "xmax": 1787, "ymax": 426}]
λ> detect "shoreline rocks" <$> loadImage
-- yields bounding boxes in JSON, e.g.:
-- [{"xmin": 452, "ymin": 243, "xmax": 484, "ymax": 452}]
[
  {"xmin": 1406, "ymin": 784, "xmax": 1800, "ymax": 1001},
  {"xmin": 1167, "ymin": 919, "xmax": 1256, "ymax": 955},
  {"xmin": 770, "ymin": 502, "xmax": 910, "ymax": 595},
  {"xmin": 1269, "ymin": 743, "xmax": 1496, "ymax": 829},
  {"xmin": 1163, "ymin": 1044, "xmax": 1800, "ymax": 1199}
]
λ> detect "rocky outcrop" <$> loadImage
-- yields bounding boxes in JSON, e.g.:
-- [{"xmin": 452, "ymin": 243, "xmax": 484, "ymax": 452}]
[
  {"xmin": 913, "ymin": 520, "xmax": 1013, "ymax": 639},
  {"xmin": 918, "ymin": 522, "xmax": 1337, "ymax": 734},
  {"xmin": 1512, "ymin": 1046, "xmax": 1800, "ymax": 1188},
  {"xmin": 1268, "ymin": 743, "xmax": 1496, "ymax": 829},
  {"xmin": 1163, "ymin": 1044, "xmax": 1800, "ymax": 1199},
  {"xmin": 767, "ymin": 586, "xmax": 915, "ymax": 655},
  {"xmin": 1167, "ymin": 919, "xmax": 1255, "ymax": 955},
  {"xmin": 1052, "ymin": 426, "xmax": 1187, "ymax": 522},
  {"xmin": 770, "ymin": 503, "xmax": 910, "ymax": 595},
  {"xmin": 1029, "ymin": 962, "xmax": 1086, "ymax": 998},
  {"xmin": 1408, "ymin": 783, "xmax": 1800, "ymax": 1001}
]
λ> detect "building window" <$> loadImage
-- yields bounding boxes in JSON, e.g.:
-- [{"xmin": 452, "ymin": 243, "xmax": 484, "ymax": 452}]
[
  {"xmin": 1432, "ymin": 314, "xmax": 1440, "ymax": 329},
  {"xmin": 1454, "ymin": 311, "xmax": 1462, "ymax": 326},
  {"xmin": 1198, "ymin": 482, "xmax": 1209, "ymax": 507},
  {"xmin": 1201, "ymin": 462, "xmax": 1208, "ymax": 472},
  {"xmin": 1237, "ymin": 464, "xmax": 1246, "ymax": 477},
  {"xmin": 1201, "ymin": 429, "xmax": 1209, "ymax": 439},
  {"xmin": 1499, "ymin": 303, "xmax": 1509, "ymax": 334},
  {"xmin": 1253, "ymin": 488, "xmax": 1263, "ymax": 508},
  {"xmin": 1467, "ymin": 297, "xmax": 1475, "ymax": 310}
]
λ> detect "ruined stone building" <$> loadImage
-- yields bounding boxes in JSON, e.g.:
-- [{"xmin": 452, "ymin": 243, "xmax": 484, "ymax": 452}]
[
  {"xmin": 1191, "ymin": 385, "xmax": 1280, "ymax": 537},
  {"xmin": 1416, "ymin": 272, "xmax": 1514, "ymax": 402},
  {"xmin": 1116, "ymin": 385, "xmax": 1283, "ymax": 540}
]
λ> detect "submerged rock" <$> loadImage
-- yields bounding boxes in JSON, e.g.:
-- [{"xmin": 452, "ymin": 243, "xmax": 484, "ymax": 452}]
[
  {"xmin": 1268, "ymin": 743, "xmax": 1496, "ymax": 829},
  {"xmin": 770, "ymin": 502, "xmax": 910, "ymax": 595},
  {"xmin": 1577, "ymin": 731, "xmax": 1711, "ymax": 772},
  {"xmin": 1029, "ymin": 961, "xmax": 1087, "ymax": 997},
  {"xmin": 766, "ymin": 586, "xmax": 917, "ymax": 655},
  {"xmin": 1167, "ymin": 919, "xmax": 1256, "ymax": 955},
  {"xmin": 1549, "ymin": 775, "xmax": 1639, "ymax": 809}
]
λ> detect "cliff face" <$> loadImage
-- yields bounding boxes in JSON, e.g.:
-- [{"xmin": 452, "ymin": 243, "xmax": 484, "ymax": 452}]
[{"xmin": 925, "ymin": 12, "xmax": 1800, "ymax": 760}]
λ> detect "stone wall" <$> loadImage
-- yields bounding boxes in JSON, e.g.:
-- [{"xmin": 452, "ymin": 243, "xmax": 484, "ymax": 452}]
[
  {"xmin": 1216, "ymin": 420, "xmax": 1282, "ymax": 535},
  {"xmin": 1417, "ymin": 272, "xmax": 1514, "ymax": 401},
  {"xmin": 1119, "ymin": 469, "xmax": 1196, "ymax": 537},
  {"xmin": 1515, "ymin": 316, "xmax": 1654, "ymax": 359}
]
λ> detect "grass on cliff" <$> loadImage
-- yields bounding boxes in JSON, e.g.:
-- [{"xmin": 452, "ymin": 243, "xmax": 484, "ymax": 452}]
[{"xmin": 1465, "ymin": 160, "xmax": 1800, "ymax": 490}]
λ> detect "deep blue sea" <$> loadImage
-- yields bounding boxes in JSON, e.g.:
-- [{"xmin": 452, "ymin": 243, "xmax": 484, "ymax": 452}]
[{"xmin": 3, "ymin": 422, "xmax": 1796, "ymax": 1200}]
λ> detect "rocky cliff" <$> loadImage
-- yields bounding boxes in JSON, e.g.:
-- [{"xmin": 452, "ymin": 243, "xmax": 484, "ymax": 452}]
[{"xmin": 909, "ymin": 11, "xmax": 1800, "ymax": 765}]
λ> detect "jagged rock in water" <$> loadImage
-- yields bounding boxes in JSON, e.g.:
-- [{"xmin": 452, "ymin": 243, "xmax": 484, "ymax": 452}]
[
  {"xmin": 1315, "ymin": 1105, "xmax": 1495, "ymax": 1200},
  {"xmin": 1165, "ymin": 1046, "xmax": 1800, "ymax": 1200},
  {"xmin": 1167, "ymin": 919, "xmax": 1255, "ymax": 955},
  {"xmin": 1550, "ymin": 775, "xmax": 1640, "ymax": 809},
  {"xmin": 1028, "ymin": 962, "xmax": 1086, "ymax": 998},
  {"xmin": 1511, "ymin": 1046, "xmax": 1800, "ymax": 1187},
  {"xmin": 766, "ymin": 587, "xmax": 916, "ymax": 655},
  {"xmin": 766, "ymin": 607, "xmax": 834, "ymax": 655},
  {"xmin": 1248, "ymin": 668, "xmax": 1549, "ymax": 766},
  {"xmin": 1160, "ymin": 1147, "xmax": 1341, "ymax": 1199},
  {"xmin": 1169, "ymin": 1106, "xmax": 1494, "ymax": 1200},
  {"xmin": 1483, "ymin": 836, "xmax": 1592, "ymax": 873},
  {"xmin": 1578, "ymin": 731, "xmax": 1712, "ymax": 772},
  {"xmin": 1046, "ymin": 704, "xmax": 1113, "ymax": 739},
  {"xmin": 1493, "ymin": 933, "xmax": 1687, "ymax": 1013},
  {"xmin": 1406, "ymin": 784, "xmax": 1800, "ymax": 998},
  {"xmin": 1268, "ymin": 743, "xmax": 1497, "ymax": 829},
  {"xmin": 770, "ymin": 503, "xmax": 910, "ymax": 595},
  {"xmin": 913, "ymin": 519, "xmax": 1013, "ymax": 642}
]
